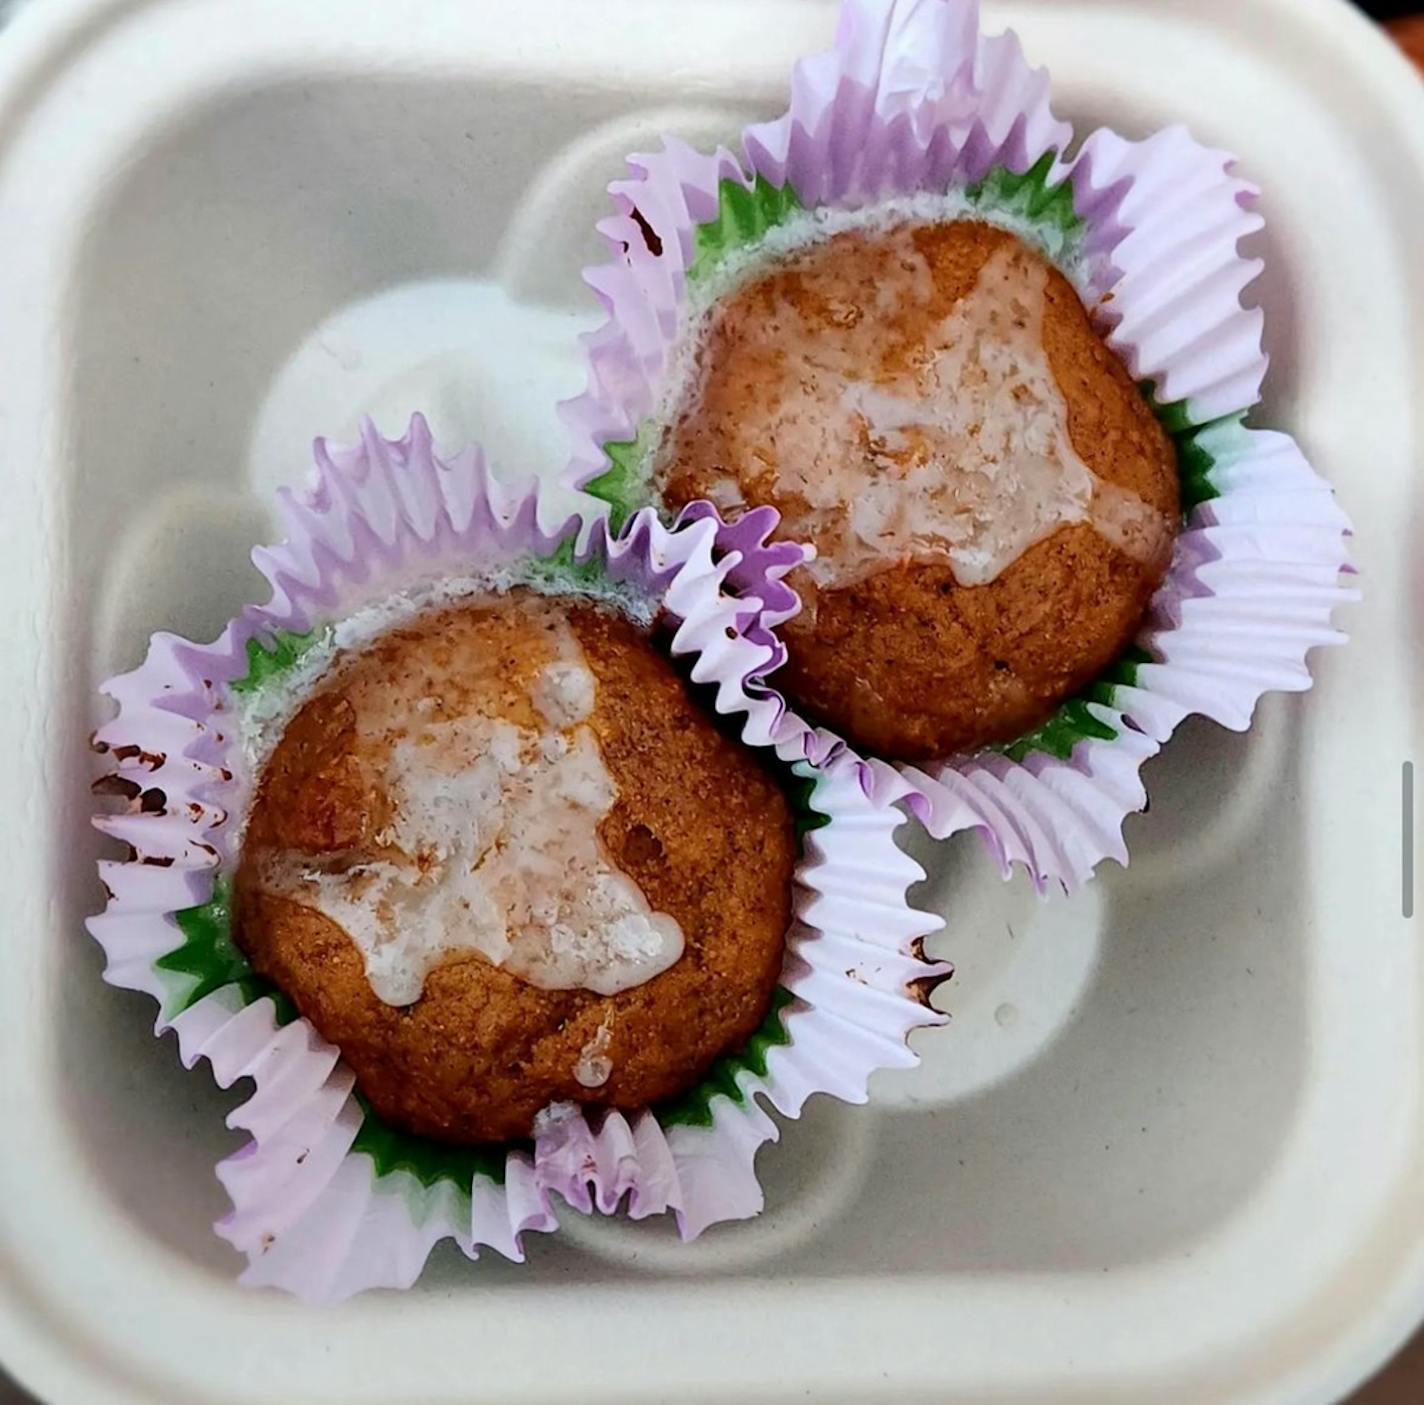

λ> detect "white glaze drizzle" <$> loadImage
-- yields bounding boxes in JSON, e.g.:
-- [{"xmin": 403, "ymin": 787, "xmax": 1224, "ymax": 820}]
[
  {"xmin": 259, "ymin": 611, "xmax": 684, "ymax": 1006},
  {"xmin": 671, "ymin": 226, "xmax": 1172, "ymax": 589}
]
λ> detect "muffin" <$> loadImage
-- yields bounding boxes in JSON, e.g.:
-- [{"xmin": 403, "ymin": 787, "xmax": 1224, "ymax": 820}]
[
  {"xmin": 655, "ymin": 219, "xmax": 1180, "ymax": 761},
  {"xmin": 235, "ymin": 589, "xmax": 797, "ymax": 1144}
]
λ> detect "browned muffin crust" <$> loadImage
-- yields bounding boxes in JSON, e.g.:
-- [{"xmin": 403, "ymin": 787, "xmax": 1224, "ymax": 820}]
[
  {"xmin": 657, "ymin": 219, "xmax": 1179, "ymax": 761},
  {"xmin": 235, "ymin": 595, "xmax": 796, "ymax": 1144}
]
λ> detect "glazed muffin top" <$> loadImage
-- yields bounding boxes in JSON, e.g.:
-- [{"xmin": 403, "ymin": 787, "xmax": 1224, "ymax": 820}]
[
  {"xmin": 656, "ymin": 217, "xmax": 1179, "ymax": 759},
  {"xmin": 235, "ymin": 591, "xmax": 796, "ymax": 1142}
]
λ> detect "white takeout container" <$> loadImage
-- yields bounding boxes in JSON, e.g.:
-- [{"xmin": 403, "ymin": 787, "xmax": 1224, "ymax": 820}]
[{"xmin": 0, "ymin": 0, "xmax": 1421, "ymax": 1401}]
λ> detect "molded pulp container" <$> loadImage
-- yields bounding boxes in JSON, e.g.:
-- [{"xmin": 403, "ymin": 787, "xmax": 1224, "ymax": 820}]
[{"xmin": 1, "ymin": 1, "xmax": 1422, "ymax": 1402}]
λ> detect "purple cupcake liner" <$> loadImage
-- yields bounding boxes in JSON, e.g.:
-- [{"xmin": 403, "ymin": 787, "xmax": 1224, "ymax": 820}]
[
  {"xmin": 87, "ymin": 415, "xmax": 946, "ymax": 1301},
  {"xmin": 560, "ymin": 0, "xmax": 1355, "ymax": 892}
]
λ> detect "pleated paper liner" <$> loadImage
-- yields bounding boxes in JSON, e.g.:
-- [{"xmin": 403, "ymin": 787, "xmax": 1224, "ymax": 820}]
[
  {"xmin": 561, "ymin": 0, "xmax": 1355, "ymax": 893},
  {"xmin": 87, "ymin": 417, "xmax": 948, "ymax": 1301}
]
